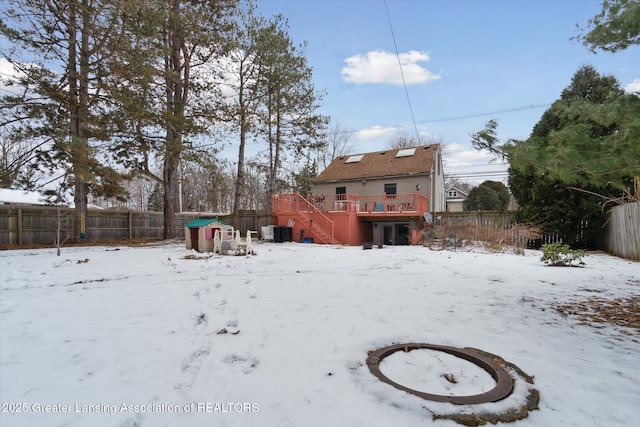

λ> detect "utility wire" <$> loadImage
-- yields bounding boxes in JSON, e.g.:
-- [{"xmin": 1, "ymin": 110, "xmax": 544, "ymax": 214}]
[{"xmin": 384, "ymin": 0, "xmax": 421, "ymax": 141}]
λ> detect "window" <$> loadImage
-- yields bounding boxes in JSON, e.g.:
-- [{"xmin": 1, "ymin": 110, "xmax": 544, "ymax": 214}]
[
  {"xmin": 396, "ymin": 148, "xmax": 416, "ymax": 158},
  {"xmin": 448, "ymin": 190, "xmax": 457, "ymax": 197},
  {"xmin": 336, "ymin": 186, "xmax": 346, "ymax": 200},
  {"xmin": 384, "ymin": 183, "xmax": 396, "ymax": 195},
  {"xmin": 345, "ymin": 154, "xmax": 364, "ymax": 163}
]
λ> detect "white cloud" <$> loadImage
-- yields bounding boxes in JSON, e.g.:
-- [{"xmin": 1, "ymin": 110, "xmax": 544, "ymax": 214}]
[
  {"xmin": 624, "ymin": 78, "xmax": 640, "ymax": 94},
  {"xmin": 355, "ymin": 125, "xmax": 396, "ymax": 140},
  {"xmin": 443, "ymin": 147, "xmax": 497, "ymax": 168},
  {"xmin": 442, "ymin": 144, "xmax": 509, "ymax": 185},
  {"xmin": 341, "ymin": 50, "xmax": 440, "ymax": 85}
]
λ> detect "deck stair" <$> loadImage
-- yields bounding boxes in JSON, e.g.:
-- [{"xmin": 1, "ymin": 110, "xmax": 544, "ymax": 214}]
[{"xmin": 273, "ymin": 192, "xmax": 337, "ymax": 244}]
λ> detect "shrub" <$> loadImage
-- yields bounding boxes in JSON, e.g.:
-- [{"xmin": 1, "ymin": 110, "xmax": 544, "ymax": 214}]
[{"xmin": 540, "ymin": 242, "xmax": 587, "ymax": 267}]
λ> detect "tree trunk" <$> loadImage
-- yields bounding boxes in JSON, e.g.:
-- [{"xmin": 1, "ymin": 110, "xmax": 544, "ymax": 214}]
[
  {"xmin": 266, "ymin": 96, "xmax": 282, "ymax": 213},
  {"xmin": 234, "ymin": 77, "xmax": 247, "ymax": 213},
  {"xmin": 269, "ymin": 111, "xmax": 282, "ymax": 213},
  {"xmin": 163, "ymin": 142, "xmax": 180, "ymax": 239},
  {"xmin": 162, "ymin": 0, "xmax": 188, "ymax": 240},
  {"xmin": 266, "ymin": 93, "xmax": 275, "ymax": 212},
  {"xmin": 234, "ymin": 127, "xmax": 246, "ymax": 213},
  {"xmin": 68, "ymin": 0, "xmax": 91, "ymax": 242}
]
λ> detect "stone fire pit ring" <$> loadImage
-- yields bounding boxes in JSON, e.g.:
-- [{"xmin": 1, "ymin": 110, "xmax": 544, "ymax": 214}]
[{"xmin": 366, "ymin": 343, "xmax": 515, "ymax": 405}]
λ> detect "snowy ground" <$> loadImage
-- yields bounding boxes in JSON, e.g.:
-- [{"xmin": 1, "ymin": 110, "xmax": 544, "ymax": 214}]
[{"xmin": 1, "ymin": 242, "xmax": 638, "ymax": 427}]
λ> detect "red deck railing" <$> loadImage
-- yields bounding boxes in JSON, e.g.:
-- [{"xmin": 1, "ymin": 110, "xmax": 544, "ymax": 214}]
[{"xmin": 307, "ymin": 192, "xmax": 428, "ymax": 214}]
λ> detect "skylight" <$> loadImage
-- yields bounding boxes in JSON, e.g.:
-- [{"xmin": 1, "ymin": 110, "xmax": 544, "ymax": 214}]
[
  {"xmin": 396, "ymin": 148, "xmax": 416, "ymax": 158},
  {"xmin": 345, "ymin": 154, "xmax": 364, "ymax": 163}
]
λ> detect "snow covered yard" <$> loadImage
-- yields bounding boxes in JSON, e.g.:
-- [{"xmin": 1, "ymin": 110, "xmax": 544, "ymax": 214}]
[{"xmin": 1, "ymin": 242, "xmax": 638, "ymax": 427}]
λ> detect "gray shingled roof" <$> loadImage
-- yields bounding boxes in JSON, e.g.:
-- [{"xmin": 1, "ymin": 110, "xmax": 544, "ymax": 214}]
[{"xmin": 315, "ymin": 144, "xmax": 439, "ymax": 183}]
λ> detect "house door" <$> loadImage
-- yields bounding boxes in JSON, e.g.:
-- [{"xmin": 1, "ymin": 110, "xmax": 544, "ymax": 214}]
[
  {"xmin": 190, "ymin": 228, "xmax": 199, "ymax": 252},
  {"xmin": 383, "ymin": 225, "xmax": 393, "ymax": 245},
  {"xmin": 395, "ymin": 223, "xmax": 409, "ymax": 245}
]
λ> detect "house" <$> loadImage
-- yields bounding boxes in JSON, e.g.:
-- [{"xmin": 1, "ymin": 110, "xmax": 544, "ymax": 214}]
[
  {"xmin": 445, "ymin": 187, "xmax": 468, "ymax": 212},
  {"xmin": 184, "ymin": 218, "xmax": 233, "ymax": 253},
  {"xmin": 272, "ymin": 144, "xmax": 446, "ymax": 246}
]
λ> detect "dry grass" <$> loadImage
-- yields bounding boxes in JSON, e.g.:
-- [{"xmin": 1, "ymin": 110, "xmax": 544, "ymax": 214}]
[
  {"xmin": 552, "ymin": 295, "xmax": 640, "ymax": 334},
  {"xmin": 424, "ymin": 222, "xmax": 542, "ymax": 253}
]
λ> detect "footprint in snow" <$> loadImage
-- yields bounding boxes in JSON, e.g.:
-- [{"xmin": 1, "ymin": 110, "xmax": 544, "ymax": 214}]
[
  {"xmin": 175, "ymin": 346, "xmax": 211, "ymax": 391},
  {"xmin": 222, "ymin": 354, "xmax": 259, "ymax": 374},
  {"xmin": 118, "ymin": 413, "xmax": 143, "ymax": 427},
  {"xmin": 193, "ymin": 313, "xmax": 208, "ymax": 329}
]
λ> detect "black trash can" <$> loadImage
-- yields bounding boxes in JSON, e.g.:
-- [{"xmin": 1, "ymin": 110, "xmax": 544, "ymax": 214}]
[
  {"xmin": 284, "ymin": 226, "xmax": 293, "ymax": 242},
  {"xmin": 274, "ymin": 226, "xmax": 284, "ymax": 243}
]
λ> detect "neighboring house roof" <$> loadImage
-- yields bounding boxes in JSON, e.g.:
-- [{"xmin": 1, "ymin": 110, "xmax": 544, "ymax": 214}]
[
  {"xmin": 446, "ymin": 186, "xmax": 468, "ymax": 198},
  {"xmin": 315, "ymin": 144, "xmax": 440, "ymax": 183},
  {"xmin": 0, "ymin": 188, "xmax": 48, "ymax": 205},
  {"xmin": 185, "ymin": 218, "xmax": 230, "ymax": 229},
  {"xmin": 0, "ymin": 188, "xmax": 105, "ymax": 208}
]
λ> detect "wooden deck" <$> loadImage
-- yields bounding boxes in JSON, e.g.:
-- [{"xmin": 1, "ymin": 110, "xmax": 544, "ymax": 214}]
[{"xmin": 272, "ymin": 192, "xmax": 429, "ymax": 245}]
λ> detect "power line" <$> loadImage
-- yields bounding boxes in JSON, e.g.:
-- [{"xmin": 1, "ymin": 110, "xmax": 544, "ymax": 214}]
[
  {"xmin": 445, "ymin": 173, "xmax": 509, "ymax": 179},
  {"xmin": 384, "ymin": 0, "xmax": 420, "ymax": 141},
  {"xmin": 422, "ymin": 104, "xmax": 550, "ymax": 124},
  {"xmin": 444, "ymin": 162, "xmax": 509, "ymax": 169},
  {"xmin": 445, "ymin": 171, "xmax": 509, "ymax": 177},
  {"xmin": 328, "ymin": 103, "xmax": 549, "ymax": 136}
]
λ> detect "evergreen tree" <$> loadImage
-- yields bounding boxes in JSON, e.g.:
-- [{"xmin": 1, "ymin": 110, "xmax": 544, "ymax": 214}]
[
  {"xmin": 1, "ymin": 0, "xmax": 127, "ymax": 241},
  {"xmin": 105, "ymin": 0, "xmax": 241, "ymax": 239},
  {"xmin": 463, "ymin": 181, "xmax": 509, "ymax": 211},
  {"xmin": 573, "ymin": 0, "xmax": 640, "ymax": 53},
  {"xmin": 293, "ymin": 159, "xmax": 317, "ymax": 196},
  {"xmin": 472, "ymin": 65, "xmax": 639, "ymax": 247},
  {"xmin": 223, "ymin": 13, "xmax": 327, "ymax": 213},
  {"xmin": 219, "ymin": 11, "xmax": 269, "ymax": 214},
  {"xmin": 257, "ymin": 16, "xmax": 328, "ymax": 212}
]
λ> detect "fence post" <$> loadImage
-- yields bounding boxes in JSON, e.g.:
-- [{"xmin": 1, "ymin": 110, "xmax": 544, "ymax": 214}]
[
  {"xmin": 128, "ymin": 210, "xmax": 133, "ymax": 240},
  {"xmin": 17, "ymin": 208, "xmax": 23, "ymax": 245}
]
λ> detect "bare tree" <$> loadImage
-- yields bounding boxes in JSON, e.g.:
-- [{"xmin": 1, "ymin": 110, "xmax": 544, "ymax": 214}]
[
  {"xmin": 387, "ymin": 130, "xmax": 443, "ymax": 150},
  {"xmin": 0, "ymin": 128, "xmax": 44, "ymax": 188},
  {"xmin": 317, "ymin": 121, "xmax": 355, "ymax": 170}
]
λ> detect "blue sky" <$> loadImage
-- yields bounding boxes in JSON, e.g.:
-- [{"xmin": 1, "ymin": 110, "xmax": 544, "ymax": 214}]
[
  {"xmin": 1, "ymin": 1, "xmax": 638, "ymax": 186},
  {"xmin": 253, "ymin": 0, "xmax": 640, "ymax": 183}
]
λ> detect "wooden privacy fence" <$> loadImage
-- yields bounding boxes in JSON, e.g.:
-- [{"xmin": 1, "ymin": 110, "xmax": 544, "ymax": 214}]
[
  {"xmin": 601, "ymin": 202, "xmax": 640, "ymax": 260},
  {"xmin": 425, "ymin": 211, "xmax": 541, "ymax": 249},
  {"xmin": 3, "ymin": 204, "xmax": 637, "ymax": 258},
  {"xmin": 0, "ymin": 205, "xmax": 274, "ymax": 246}
]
